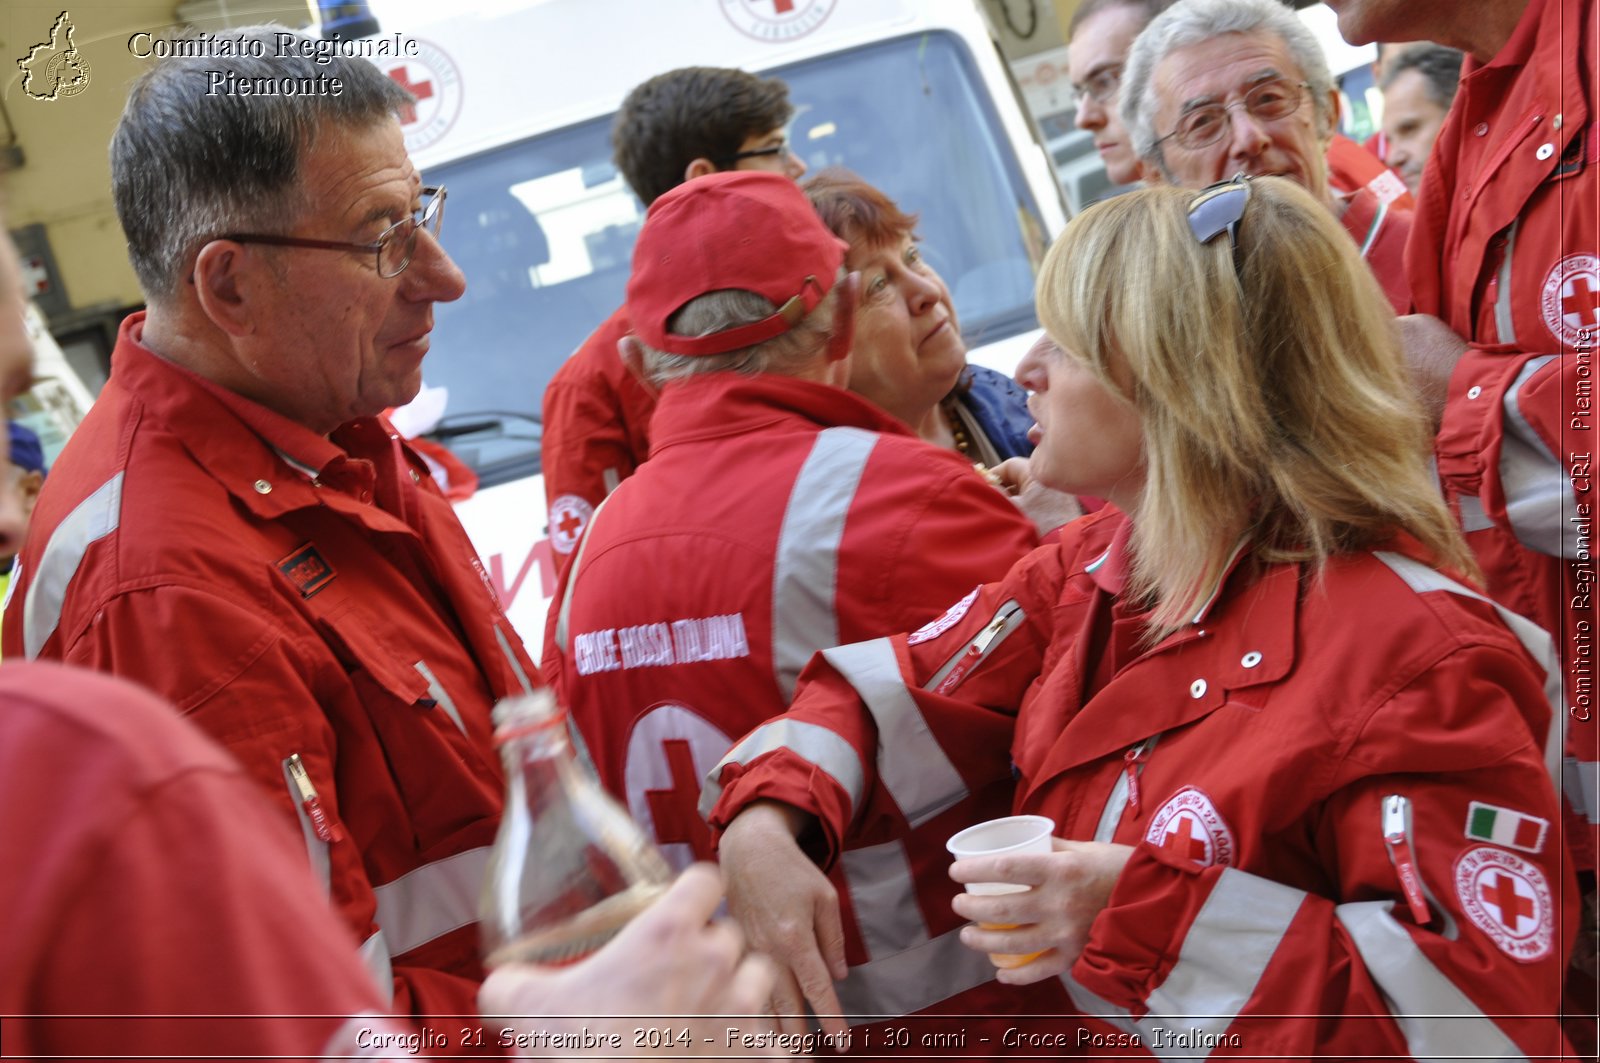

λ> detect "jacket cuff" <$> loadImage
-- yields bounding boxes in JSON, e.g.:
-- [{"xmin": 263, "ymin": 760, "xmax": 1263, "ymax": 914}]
[
  {"xmin": 1435, "ymin": 344, "xmax": 1541, "ymax": 494},
  {"xmin": 705, "ymin": 753, "xmax": 854, "ymax": 869}
]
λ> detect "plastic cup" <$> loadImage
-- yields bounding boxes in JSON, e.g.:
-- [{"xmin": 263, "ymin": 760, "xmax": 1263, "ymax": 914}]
[{"xmin": 946, "ymin": 814, "xmax": 1054, "ymax": 969}]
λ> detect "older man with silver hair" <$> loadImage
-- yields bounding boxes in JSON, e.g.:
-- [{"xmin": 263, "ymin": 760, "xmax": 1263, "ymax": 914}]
[{"xmin": 1120, "ymin": 0, "xmax": 1411, "ymax": 311}]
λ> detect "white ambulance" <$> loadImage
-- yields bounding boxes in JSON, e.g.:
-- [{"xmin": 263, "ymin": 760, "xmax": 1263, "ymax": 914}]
[{"xmin": 372, "ymin": 0, "xmax": 1071, "ymax": 646}]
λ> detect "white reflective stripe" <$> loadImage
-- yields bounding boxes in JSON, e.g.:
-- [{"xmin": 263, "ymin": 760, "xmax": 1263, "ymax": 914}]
[
  {"xmin": 1337, "ymin": 900, "xmax": 1526, "ymax": 1060},
  {"xmin": 833, "ymin": 924, "xmax": 997, "ymax": 1023},
  {"xmin": 699, "ymin": 717, "xmax": 865, "ymax": 821},
  {"xmin": 821, "ymin": 638, "xmax": 967, "ymax": 827},
  {"xmin": 1494, "ymin": 219, "xmax": 1520, "ymax": 346},
  {"xmin": 23, "ymin": 471, "xmax": 124, "ymax": 659},
  {"xmin": 1499, "ymin": 356, "xmax": 1569, "ymax": 557},
  {"xmin": 839, "ymin": 839, "xmax": 927, "ymax": 962},
  {"xmin": 554, "ymin": 494, "xmax": 611, "ymax": 655},
  {"xmin": 771, "ymin": 427, "xmax": 876, "ymax": 701},
  {"xmin": 1566, "ymin": 757, "xmax": 1600, "ymax": 826},
  {"xmin": 1093, "ymin": 773, "xmax": 1131, "ymax": 843},
  {"xmin": 414, "ymin": 660, "xmax": 465, "ymax": 735},
  {"xmin": 493, "ymin": 623, "xmax": 534, "ymax": 695},
  {"xmin": 1138, "ymin": 869, "xmax": 1304, "ymax": 1058},
  {"xmin": 371, "ymin": 846, "xmax": 492, "ymax": 957},
  {"xmin": 359, "ymin": 931, "xmax": 394, "ymax": 1007},
  {"xmin": 1060, "ymin": 974, "xmax": 1143, "ymax": 1040},
  {"xmin": 1374, "ymin": 552, "xmax": 1567, "ymax": 799},
  {"xmin": 602, "ymin": 467, "xmax": 621, "ymax": 496},
  {"xmin": 281, "ymin": 758, "xmax": 332, "ymax": 895},
  {"xmin": 1457, "ymin": 493, "xmax": 1497, "ymax": 533}
]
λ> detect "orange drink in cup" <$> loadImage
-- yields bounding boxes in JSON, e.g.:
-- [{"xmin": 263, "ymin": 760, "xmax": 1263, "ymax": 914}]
[{"xmin": 946, "ymin": 815, "xmax": 1055, "ymax": 969}]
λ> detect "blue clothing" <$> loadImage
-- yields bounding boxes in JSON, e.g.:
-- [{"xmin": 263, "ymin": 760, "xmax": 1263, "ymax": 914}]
[{"xmin": 956, "ymin": 364, "xmax": 1033, "ymax": 460}]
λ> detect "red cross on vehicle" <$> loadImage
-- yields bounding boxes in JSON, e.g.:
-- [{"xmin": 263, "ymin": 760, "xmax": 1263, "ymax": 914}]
[
  {"xmin": 386, "ymin": 66, "xmax": 435, "ymax": 125},
  {"xmin": 1159, "ymin": 814, "xmax": 1208, "ymax": 863},
  {"xmin": 644, "ymin": 739, "xmax": 715, "ymax": 860},
  {"xmin": 1480, "ymin": 871, "xmax": 1534, "ymax": 931},
  {"xmin": 1563, "ymin": 275, "xmax": 1600, "ymax": 328}
]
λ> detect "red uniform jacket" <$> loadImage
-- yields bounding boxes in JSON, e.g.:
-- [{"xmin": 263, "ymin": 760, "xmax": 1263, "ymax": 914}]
[
  {"xmin": 710, "ymin": 508, "xmax": 1574, "ymax": 1056},
  {"xmin": 538, "ymin": 306, "xmax": 656, "ymax": 566},
  {"xmin": 546, "ymin": 371, "xmax": 1058, "ymax": 1032},
  {"xmin": 5, "ymin": 316, "xmax": 543, "ymax": 1027},
  {"xmin": 0, "ymin": 661, "xmax": 411, "ymax": 1060},
  {"xmin": 1405, "ymin": 0, "xmax": 1599, "ymax": 871}
]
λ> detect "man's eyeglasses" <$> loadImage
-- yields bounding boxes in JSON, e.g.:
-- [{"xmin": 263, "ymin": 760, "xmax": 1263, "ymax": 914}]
[
  {"xmin": 1072, "ymin": 64, "xmax": 1123, "ymax": 107},
  {"xmin": 716, "ymin": 142, "xmax": 795, "ymax": 166},
  {"xmin": 219, "ymin": 185, "xmax": 446, "ymax": 278},
  {"xmin": 1188, "ymin": 173, "xmax": 1250, "ymax": 271},
  {"xmin": 1156, "ymin": 79, "xmax": 1310, "ymax": 152}
]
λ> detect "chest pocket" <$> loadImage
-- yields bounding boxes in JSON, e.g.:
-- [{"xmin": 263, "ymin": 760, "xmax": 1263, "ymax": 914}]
[{"xmin": 316, "ymin": 603, "xmax": 502, "ymax": 853}]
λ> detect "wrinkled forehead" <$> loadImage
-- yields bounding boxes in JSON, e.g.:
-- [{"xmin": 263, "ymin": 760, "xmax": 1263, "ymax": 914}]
[{"xmin": 1153, "ymin": 29, "xmax": 1303, "ymax": 112}]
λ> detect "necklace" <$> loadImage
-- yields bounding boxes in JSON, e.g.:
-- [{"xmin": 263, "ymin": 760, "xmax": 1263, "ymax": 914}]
[{"xmin": 943, "ymin": 399, "xmax": 973, "ymax": 457}]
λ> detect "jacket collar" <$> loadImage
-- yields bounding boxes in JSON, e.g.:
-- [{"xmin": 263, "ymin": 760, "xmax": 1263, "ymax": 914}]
[{"xmin": 647, "ymin": 373, "xmax": 917, "ymax": 453}]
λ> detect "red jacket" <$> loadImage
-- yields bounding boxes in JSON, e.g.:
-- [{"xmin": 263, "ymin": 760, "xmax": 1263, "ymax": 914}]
[
  {"xmin": 1340, "ymin": 185, "xmax": 1413, "ymax": 314},
  {"xmin": 709, "ymin": 508, "xmax": 1574, "ymax": 1056},
  {"xmin": 1405, "ymin": 0, "xmax": 1598, "ymax": 866},
  {"xmin": 0, "ymin": 661, "xmax": 411, "ymax": 1060},
  {"xmin": 5, "ymin": 316, "xmax": 543, "ymax": 1027},
  {"xmin": 538, "ymin": 306, "xmax": 656, "ymax": 564},
  {"xmin": 546, "ymin": 371, "xmax": 1060, "ymax": 1031}
]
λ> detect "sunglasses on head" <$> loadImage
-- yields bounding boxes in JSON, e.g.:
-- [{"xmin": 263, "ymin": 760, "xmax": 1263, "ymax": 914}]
[{"xmin": 1187, "ymin": 173, "xmax": 1250, "ymax": 275}]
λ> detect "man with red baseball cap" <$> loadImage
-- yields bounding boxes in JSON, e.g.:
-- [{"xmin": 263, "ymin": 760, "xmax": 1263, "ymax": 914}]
[{"xmin": 544, "ymin": 170, "xmax": 1057, "ymax": 1039}]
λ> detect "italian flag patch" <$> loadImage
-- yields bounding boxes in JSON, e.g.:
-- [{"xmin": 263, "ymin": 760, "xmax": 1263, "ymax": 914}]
[{"xmin": 1465, "ymin": 801, "xmax": 1548, "ymax": 854}]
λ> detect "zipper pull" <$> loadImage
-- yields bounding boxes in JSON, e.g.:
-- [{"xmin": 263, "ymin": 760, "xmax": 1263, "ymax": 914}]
[
  {"xmin": 933, "ymin": 615, "xmax": 1008, "ymax": 696},
  {"xmin": 1123, "ymin": 742, "xmax": 1150, "ymax": 814},
  {"xmin": 288, "ymin": 753, "xmax": 346, "ymax": 844},
  {"xmin": 1382, "ymin": 794, "xmax": 1431, "ymax": 926}
]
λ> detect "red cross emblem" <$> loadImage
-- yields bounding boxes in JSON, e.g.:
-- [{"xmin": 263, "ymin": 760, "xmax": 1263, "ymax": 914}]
[
  {"xmin": 1541, "ymin": 253, "xmax": 1600, "ymax": 344},
  {"xmin": 386, "ymin": 65, "xmax": 434, "ymax": 125},
  {"xmin": 1159, "ymin": 814, "xmax": 1209, "ymax": 863},
  {"xmin": 1454, "ymin": 846, "xmax": 1553, "ymax": 961},
  {"xmin": 1479, "ymin": 871, "xmax": 1536, "ymax": 931},
  {"xmin": 1562, "ymin": 275, "xmax": 1600, "ymax": 328},
  {"xmin": 644, "ymin": 739, "xmax": 715, "ymax": 860},
  {"xmin": 548, "ymin": 494, "xmax": 594, "ymax": 556}
]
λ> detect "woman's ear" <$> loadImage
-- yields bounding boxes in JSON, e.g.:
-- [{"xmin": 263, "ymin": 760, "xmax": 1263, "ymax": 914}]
[{"xmin": 825, "ymin": 271, "xmax": 860, "ymax": 364}]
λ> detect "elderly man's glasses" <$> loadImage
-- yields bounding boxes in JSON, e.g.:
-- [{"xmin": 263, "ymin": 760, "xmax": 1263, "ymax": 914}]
[
  {"xmin": 1156, "ymin": 80, "xmax": 1310, "ymax": 151},
  {"xmin": 220, "ymin": 186, "xmax": 446, "ymax": 278},
  {"xmin": 1072, "ymin": 64, "xmax": 1123, "ymax": 107}
]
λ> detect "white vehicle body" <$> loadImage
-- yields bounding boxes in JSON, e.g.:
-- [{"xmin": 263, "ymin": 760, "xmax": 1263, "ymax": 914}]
[{"xmin": 370, "ymin": 0, "xmax": 1071, "ymax": 647}]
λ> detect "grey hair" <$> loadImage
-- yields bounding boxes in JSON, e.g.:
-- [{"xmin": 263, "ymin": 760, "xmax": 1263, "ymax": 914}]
[
  {"xmin": 1067, "ymin": 0, "xmax": 1171, "ymax": 39},
  {"xmin": 110, "ymin": 24, "xmax": 413, "ymax": 299},
  {"xmin": 639, "ymin": 278, "xmax": 841, "ymax": 387},
  {"xmin": 1379, "ymin": 44, "xmax": 1464, "ymax": 109},
  {"xmin": 1121, "ymin": 0, "xmax": 1335, "ymax": 173}
]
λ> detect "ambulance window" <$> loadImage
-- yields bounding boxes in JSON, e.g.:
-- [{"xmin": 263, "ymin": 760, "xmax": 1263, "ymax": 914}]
[{"xmin": 418, "ymin": 32, "xmax": 1043, "ymax": 487}]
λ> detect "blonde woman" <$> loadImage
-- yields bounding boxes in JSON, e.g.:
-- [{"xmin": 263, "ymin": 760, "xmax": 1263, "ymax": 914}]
[{"xmin": 707, "ymin": 177, "xmax": 1573, "ymax": 1055}]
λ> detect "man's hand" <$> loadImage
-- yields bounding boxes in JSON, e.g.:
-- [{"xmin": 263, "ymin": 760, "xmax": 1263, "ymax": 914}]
[
  {"xmin": 1396, "ymin": 314, "xmax": 1469, "ymax": 431},
  {"xmin": 718, "ymin": 801, "xmax": 850, "ymax": 1039},
  {"xmin": 949, "ymin": 840, "xmax": 1133, "ymax": 984},
  {"xmin": 479, "ymin": 864, "xmax": 781, "ymax": 1058}
]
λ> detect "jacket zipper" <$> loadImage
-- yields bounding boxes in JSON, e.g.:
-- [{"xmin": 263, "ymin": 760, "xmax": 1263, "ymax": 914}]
[
  {"xmin": 286, "ymin": 752, "xmax": 345, "ymax": 843},
  {"xmin": 1092, "ymin": 734, "xmax": 1162, "ymax": 842},
  {"xmin": 923, "ymin": 600, "xmax": 1024, "ymax": 696},
  {"xmin": 1382, "ymin": 794, "xmax": 1432, "ymax": 926}
]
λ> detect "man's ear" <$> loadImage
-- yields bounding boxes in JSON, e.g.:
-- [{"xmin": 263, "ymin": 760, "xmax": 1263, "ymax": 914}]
[
  {"xmin": 825, "ymin": 271, "xmax": 859, "ymax": 364},
  {"xmin": 683, "ymin": 157, "xmax": 719, "ymax": 183},
  {"xmin": 618, "ymin": 334, "xmax": 660, "ymax": 399},
  {"xmin": 1320, "ymin": 87, "xmax": 1343, "ymax": 140},
  {"xmin": 191, "ymin": 240, "xmax": 255, "ymax": 338}
]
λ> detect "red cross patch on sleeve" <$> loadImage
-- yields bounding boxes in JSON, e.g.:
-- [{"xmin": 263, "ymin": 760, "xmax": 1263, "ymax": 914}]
[
  {"xmin": 1144, "ymin": 786, "xmax": 1236, "ymax": 868},
  {"xmin": 1454, "ymin": 846, "xmax": 1554, "ymax": 962}
]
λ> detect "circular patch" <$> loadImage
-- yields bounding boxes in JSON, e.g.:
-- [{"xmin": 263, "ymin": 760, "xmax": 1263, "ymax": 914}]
[
  {"xmin": 718, "ymin": 0, "xmax": 838, "ymax": 42},
  {"xmin": 1454, "ymin": 846, "xmax": 1553, "ymax": 962},
  {"xmin": 909, "ymin": 586, "xmax": 981, "ymax": 646},
  {"xmin": 377, "ymin": 40, "xmax": 463, "ymax": 155},
  {"xmin": 548, "ymin": 494, "xmax": 594, "ymax": 555},
  {"xmin": 1540, "ymin": 252, "xmax": 1600, "ymax": 346},
  {"xmin": 1144, "ymin": 787, "xmax": 1235, "ymax": 867},
  {"xmin": 624, "ymin": 703, "xmax": 735, "ymax": 870}
]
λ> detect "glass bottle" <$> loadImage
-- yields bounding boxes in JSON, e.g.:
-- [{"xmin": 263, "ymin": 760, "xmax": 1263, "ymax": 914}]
[{"xmin": 478, "ymin": 691, "xmax": 673, "ymax": 968}]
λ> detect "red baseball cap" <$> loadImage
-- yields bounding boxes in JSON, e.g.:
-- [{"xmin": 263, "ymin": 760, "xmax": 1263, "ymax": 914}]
[{"xmin": 626, "ymin": 171, "xmax": 848, "ymax": 357}]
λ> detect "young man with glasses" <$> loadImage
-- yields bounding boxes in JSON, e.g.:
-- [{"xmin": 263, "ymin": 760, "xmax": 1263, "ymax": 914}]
[
  {"xmin": 3, "ymin": 28, "xmax": 546, "ymax": 1030},
  {"xmin": 1119, "ymin": 0, "xmax": 1412, "ymax": 312},
  {"xmin": 539, "ymin": 67, "xmax": 804, "ymax": 575},
  {"xmin": 1066, "ymin": 0, "xmax": 1171, "ymax": 189}
]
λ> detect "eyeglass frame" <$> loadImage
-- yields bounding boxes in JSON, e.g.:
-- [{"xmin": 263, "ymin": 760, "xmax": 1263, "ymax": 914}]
[
  {"xmin": 714, "ymin": 141, "xmax": 796, "ymax": 166},
  {"xmin": 1072, "ymin": 63, "xmax": 1124, "ymax": 107},
  {"xmin": 216, "ymin": 185, "xmax": 447, "ymax": 279},
  {"xmin": 1187, "ymin": 173, "xmax": 1251, "ymax": 274},
  {"xmin": 1153, "ymin": 79, "xmax": 1312, "ymax": 153}
]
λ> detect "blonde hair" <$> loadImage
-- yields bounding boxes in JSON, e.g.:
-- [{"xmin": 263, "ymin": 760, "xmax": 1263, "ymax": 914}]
[{"xmin": 1036, "ymin": 178, "xmax": 1476, "ymax": 636}]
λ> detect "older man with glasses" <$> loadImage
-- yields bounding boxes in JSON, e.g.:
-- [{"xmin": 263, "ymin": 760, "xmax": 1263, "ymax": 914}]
[
  {"xmin": 1120, "ymin": 0, "xmax": 1412, "ymax": 312},
  {"xmin": 3, "ymin": 27, "xmax": 546, "ymax": 1028}
]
